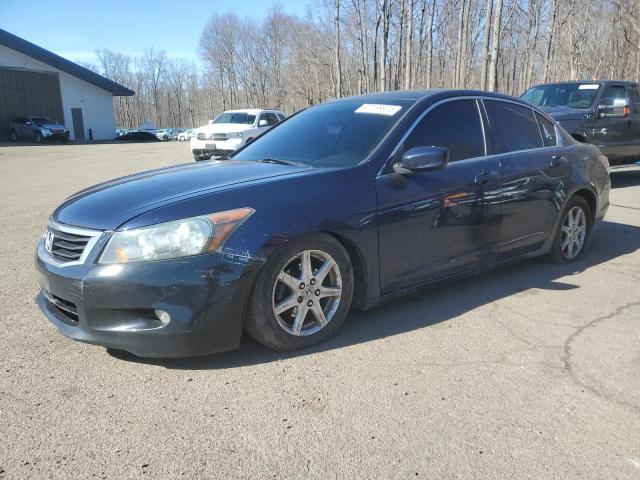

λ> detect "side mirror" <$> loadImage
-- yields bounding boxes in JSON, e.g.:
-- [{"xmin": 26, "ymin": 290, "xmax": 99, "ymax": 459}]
[
  {"xmin": 598, "ymin": 98, "xmax": 630, "ymax": 118},
  {"xmin": 258, "ymin": 119, "xmax": 268, "ymax": 127},
  {"xmin": 393, "ymin": 146, "xmax": 449, "ymax": 174},
  {"xmin": 208, "ymin": 120, "xmax": 214, "ymax": 125},
  {"xmin": 25, "ymin": 121, "xmax": 32, "ymax": 125}
]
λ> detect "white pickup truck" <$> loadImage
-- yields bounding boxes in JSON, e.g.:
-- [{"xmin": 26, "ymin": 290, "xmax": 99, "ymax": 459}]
[{"xmin": 190, "ymin": 109, "xmax": 285, "ymax": 161}]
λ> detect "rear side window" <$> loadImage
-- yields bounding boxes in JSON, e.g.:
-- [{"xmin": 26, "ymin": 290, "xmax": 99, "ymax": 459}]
[
  {"xmin": 404, "ymin": 99, "xmax": 485, "ymax": 162},
  {"xmin": 485, "ymin": 100, "xmax": 542, "ymax": 153},
  {"xmin": 535, "ymin": 113, "xmax": 557, "ymax": 147}
]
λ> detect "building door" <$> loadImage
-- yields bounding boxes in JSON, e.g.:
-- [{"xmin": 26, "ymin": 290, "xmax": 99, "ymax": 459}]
[
  {"xmin": 71, "ymin": 108, "xmax": 84, "ymax": 140},
  {"xmin": 0, "ymin": 67, "xmax": 63, "ymax": 141}
]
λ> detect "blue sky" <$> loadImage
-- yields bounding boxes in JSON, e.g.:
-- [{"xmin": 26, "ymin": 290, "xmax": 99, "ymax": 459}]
[{"xmin": 1, "ymin": 0, "xmax": 309, "ymax": 66}]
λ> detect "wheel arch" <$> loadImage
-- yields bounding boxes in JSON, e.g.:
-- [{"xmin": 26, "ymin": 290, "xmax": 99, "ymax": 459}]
[
  {"xmin": 322, "ymin": 231, "xmax": 369, "ymax": 309},
  {"xmin": 571, "ymin": 132, "xmax": 588, "ymax": 143},
  {"xmin": 571, "ymin": 187, "xmax": 598, "ymax": 223}
]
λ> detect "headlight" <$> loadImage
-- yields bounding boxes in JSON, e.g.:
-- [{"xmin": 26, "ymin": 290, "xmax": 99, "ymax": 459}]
[
  {"xmin": 41, "ymin": 128, "xmax": 52, "ymax": 135},
  {"xmin": 227, "ymin": 132, "xmax": 243, "ymax": 139},
  {"xmin": 98, "ymin": 207, "xmax": 254, "ymax": 264}
]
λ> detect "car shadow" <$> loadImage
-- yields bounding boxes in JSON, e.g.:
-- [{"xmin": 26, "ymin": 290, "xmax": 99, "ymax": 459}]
[
  {"xmin": 610, "ymin": 168, "xmax": 640, "ymax": 188},
  {"xmin": 108, "ymin": 220, "xmax": 640, "ymax": 370}
]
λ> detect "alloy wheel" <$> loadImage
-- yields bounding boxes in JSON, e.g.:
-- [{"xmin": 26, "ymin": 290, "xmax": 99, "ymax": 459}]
[
  {"xmin": 272, "ymin": 249, "xmax": 342, "ymax": 336},
  {"xmin": 560, "ymin": 206, "xmax": 587, "ymax": 259}
]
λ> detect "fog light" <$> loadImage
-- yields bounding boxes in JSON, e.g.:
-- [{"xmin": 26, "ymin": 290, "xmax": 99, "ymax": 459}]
[{"xmin": 154, "ymin": 309, "xmax": 171, "ymax": 325}]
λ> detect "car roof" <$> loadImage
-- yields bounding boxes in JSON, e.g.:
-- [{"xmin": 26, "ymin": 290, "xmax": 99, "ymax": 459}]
[
  {"xmin": 528, "ymin": 79, "xmax": 639, "ymax": 88},
  {"xmin": 332, "ymin": 89, "xmax": 529, "ymax": 106},
  {"xmin": 223, "ymin": 109, "xmax": 284, "ymax": 115}
]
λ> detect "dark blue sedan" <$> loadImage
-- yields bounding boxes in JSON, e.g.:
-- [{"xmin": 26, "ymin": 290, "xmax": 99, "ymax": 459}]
[{"xmin": 35, "ymin": 90, "xmax": 611, "ymax": 357}]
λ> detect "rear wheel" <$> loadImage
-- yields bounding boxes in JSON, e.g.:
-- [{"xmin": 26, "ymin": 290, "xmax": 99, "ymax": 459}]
[
  {"xmin": 550, "ymin": 196, "xmax": 592, "ymax": 263},
  {"xmin": 9, "ymin": 130, "xmax": 18, "ymax": 142},
  {"xmin": 245, "ymin": 234, "xmax": 354, "ymax": 351}
]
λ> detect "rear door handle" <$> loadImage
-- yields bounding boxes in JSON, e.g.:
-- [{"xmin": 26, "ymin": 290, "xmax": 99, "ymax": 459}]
[
  {"xmin": 474, "ymin": 169, "xmax": 500, "ymax": 185},
  {"xmin": 551, "ymin": 154, "xmax": 568, "ymax": 167}
]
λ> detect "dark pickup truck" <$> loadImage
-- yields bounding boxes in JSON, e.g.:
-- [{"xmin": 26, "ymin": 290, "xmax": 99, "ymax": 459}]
[{"xmin": 521, "ymin": 80, "xmax": 640, "ymax": 165}]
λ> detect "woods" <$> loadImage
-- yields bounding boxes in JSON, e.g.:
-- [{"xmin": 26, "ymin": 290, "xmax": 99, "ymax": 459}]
[{"xmin": 90, "ymin": 0, "xmax": 640, "ymax": 129}]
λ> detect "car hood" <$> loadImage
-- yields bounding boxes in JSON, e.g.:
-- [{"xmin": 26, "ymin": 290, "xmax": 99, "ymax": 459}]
[
  {"xmin": 39, "ymin": 123, "xmax": 66, "ymax": 129},
  {"xmin": 540, "ymin": 106, "xmax": 587, "ymax": 122},
  {"xmin": 53, "ymin": 160, "xmax": 311, "ymax": 230},
  {"xmin": 197, "ymin": 124, "xmax": 254, "ymax": 134}
]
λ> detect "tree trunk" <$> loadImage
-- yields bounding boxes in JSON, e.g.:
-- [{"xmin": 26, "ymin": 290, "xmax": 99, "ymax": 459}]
[
  {"xmin": 480, "ymin": 0, "xmax": 493, "ymax": 90},
  {"xmin": 488, "ymin": 0, "xmax": 503, "ymax": 92},
  {"xmin": 334, "ymin": 0, "xmax": 343, "ymax": 98}
]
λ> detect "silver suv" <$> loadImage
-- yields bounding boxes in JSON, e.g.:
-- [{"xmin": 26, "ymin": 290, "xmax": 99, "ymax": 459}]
[{"xmin": 9, "ymin": 116, "xmax": 70, "ymax": 143}]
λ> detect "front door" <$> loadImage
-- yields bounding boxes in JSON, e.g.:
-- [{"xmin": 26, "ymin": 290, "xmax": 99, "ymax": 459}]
[
  {"xmin": 590, "ymin": 84, "xmax": 633, "ymax": 159},
  {"xmin": 483, "ymin": 100, "xmax": 571, "ymax": 259},
  {"xmin": 626, "ymin": 85, "xmax": 640, "ymax": 158},
  {"xmin": 376, "ymin": 99, "xmax": 502, "ymax": 294},
  {"xmin": 71, "ymin": 108, "xmax": 84, "ymax": 140}
]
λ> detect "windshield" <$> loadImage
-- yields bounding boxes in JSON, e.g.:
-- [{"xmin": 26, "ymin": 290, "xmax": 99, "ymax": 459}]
[
  {"xmin": 213, "ymin": 112, "xmax": 256, "ymax": 124},
  {"xmin": 232, "ymin": 99, "xmax": 413, "ymax": 168},
  {"xmin": 521, "ymin": 83, "xmax": 600, "ymax": 109},
  {"xmin": 31, "ymin": 117, "xmax": 52, "ymax": 124}
]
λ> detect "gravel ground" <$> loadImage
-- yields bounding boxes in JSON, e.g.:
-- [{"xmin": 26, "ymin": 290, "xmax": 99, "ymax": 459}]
[{"xmin": 0, "ymin": 142, "xmax": 639, "ymax": 479}]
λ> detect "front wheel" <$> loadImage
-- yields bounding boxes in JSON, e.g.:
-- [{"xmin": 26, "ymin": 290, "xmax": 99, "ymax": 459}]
[
  {"xmin": 34, "ymin": 131, "xmax": 43, "ymax": 143},
  {"xmin": 550, "ymin": 196, "xmax": 592, "ymax": 263},
  {"xmin": 193, "ymin": 152, "xmax": 212, "ymax": 161},
  {"xmin": 245, "ymin": 234, "xmax": 354, "ymax": 351}
]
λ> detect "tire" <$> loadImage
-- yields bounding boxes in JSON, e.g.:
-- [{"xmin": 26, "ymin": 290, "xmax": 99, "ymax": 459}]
[
  {"xmin": 9, "ymin": 130, "xmax": 18, "ymax": 142},
  {"xmin": 34, "ymin": 131, "xmax": 43, "ymax": 143},
  {"xmin": 163, "ymin": 135, "xmax": 168, "ymax": 141},
  {"xmin": 550, "ymin": 196, "xmax": 592, "ymax": 263},
  {"xmin": 245, "ymin": 233, "xmax": 354, "ymax": 351},
  {"xmin": 193, "ymin": 153, "xmax": 212, "ymax": 161}
]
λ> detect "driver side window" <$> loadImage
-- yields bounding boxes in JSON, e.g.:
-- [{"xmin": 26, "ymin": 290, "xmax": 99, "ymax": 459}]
[
  {"xmin": 599, "ymin": 86, "xmax": 628, "ymax": 115},
  {"xmin": 403, "ymin": 99, "xmax": 485, "ymax": 162}
]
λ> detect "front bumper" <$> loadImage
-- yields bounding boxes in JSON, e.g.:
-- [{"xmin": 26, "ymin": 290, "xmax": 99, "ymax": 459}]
[
  {"xmin": 190, "ymin": 137, "xmax": 243, "ymax": 157},
  {"xmin": 43, "ymin": 131, "xmax": 70, "ymax": 141},
  {"xmin": 35, "ymin": 238, "xmax": 259, "ymax": 357}
]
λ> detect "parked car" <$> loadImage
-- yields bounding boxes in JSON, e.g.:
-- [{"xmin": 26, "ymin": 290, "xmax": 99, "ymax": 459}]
[
  {"xmin": 521, "ymin": 80, "xmax": 640, "ymax": 164},
  {"xmin": 35, "ymin": 90, "xmax": 610, "ymax": 358},
  {"xmin": 9, "ymin": 116, "xmax": 70, "ymax": 143},
  {"xmin": 190, "ymin": 109, "xmax": 285, "ymax": 161},
  {"xmin": 156, "ymin": 128, "xmax": 180, "ymax": 141},
  {"xmin": 178, "ymin": 128, "xmax": 195, "ymax": 141},
  {"xmin": 115, "ymin": 130, "xmax": 160, "ymax": 142}
]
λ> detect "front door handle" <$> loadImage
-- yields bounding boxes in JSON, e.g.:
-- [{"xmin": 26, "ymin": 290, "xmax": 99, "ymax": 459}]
[{"xmin": 474, "ymin": 169, "xmax": 500, "ymax": 185}]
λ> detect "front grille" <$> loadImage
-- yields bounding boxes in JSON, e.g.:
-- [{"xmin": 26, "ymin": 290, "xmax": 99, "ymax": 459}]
[
  {"xmin": 43, "ymin": 290, "xmax": 79, "ymax": 323},
  {"xmin": 47, "ymin": 227, "xmax": 92, "ymax": 262},
  {"xmin": 196, "ymin": 132, "xmax": 208, "ymax": 140},
  {"xmin": 212, "ymin": 133, "xmax": 228, "ymax": 141}
]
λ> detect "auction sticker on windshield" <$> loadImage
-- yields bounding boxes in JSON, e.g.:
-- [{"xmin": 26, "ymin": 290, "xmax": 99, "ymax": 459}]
[
  {"xmin": 355, "ymin": 104, "xmax": 402, "ymax": 116},
  {"xmin": 578, "ymin": 84, "xmax": 600, "ymax": 90}
]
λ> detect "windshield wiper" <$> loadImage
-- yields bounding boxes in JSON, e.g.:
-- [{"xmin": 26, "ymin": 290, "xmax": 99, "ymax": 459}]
[{"xmin": 256, "ymin": 158, "xmax": 307, "ymax": 167}]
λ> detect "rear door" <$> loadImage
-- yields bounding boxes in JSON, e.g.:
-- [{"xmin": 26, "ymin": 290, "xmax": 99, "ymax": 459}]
[
  {"xmin": 483, "ymin": 100, "xmax": 570, "ymax": 259},
  {"xmin": 376, "ymin": 98, "xmax": 502, "ymax": 293}
]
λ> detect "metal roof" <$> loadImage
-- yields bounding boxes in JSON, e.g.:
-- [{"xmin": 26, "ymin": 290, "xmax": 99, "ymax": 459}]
[{"xmin": 0, "ymin": 28, "xmax": 134, "ymax": 96}]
